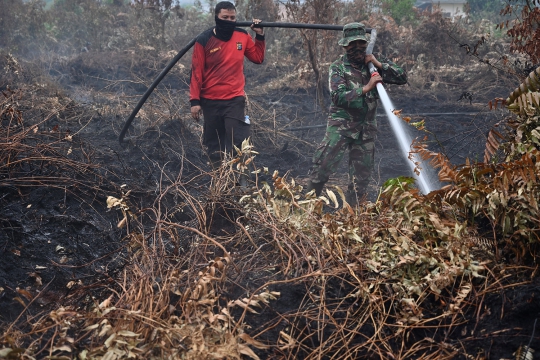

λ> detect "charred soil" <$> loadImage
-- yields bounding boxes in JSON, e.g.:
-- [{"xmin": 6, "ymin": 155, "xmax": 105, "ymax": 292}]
[{"xmin": 1, "ymin": 49, "xmax": 539, "ymax": 359}]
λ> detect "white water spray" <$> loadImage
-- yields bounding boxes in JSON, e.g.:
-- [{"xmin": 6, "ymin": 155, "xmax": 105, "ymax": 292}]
[{"xmin": 376, "ymin": 83, "xmax": 432, "ymax": 194}]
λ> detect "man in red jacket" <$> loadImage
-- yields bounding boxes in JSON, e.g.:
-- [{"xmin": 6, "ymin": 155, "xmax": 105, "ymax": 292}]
[{"xmin": 190, "ymin": 1, "xmax": 265, "ymax": 167}]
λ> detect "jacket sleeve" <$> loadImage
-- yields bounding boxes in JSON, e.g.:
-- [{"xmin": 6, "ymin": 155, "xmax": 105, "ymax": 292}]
[
  {"xmin": 244, "ymin": 33, "xmax": 265, "ymax": 64},
  {"xmin": 190, "ymin": 41, "xmax": 205, "ymax": 107},
  {"xmin": 376, "ymin": 53, "xmax": 407, "ymax": 85},
  {"xmin": 329, "ymin": 63, "xmax": 366, "ymax": 109}
]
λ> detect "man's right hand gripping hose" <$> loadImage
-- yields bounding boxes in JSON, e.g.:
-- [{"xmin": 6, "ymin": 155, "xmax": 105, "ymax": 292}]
[
  {"xmin": 365, "ymin": 72, "xmax": 383, "ymax": 92},
  {"xmin": 371, "ymin": 71, "xmax": 383, "ymax": 84}
]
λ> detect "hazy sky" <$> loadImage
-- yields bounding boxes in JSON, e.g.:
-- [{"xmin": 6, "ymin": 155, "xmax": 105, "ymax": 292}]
[{"xmin": 178, "ymin": 0, "xmax": 203, "ymax": 5}]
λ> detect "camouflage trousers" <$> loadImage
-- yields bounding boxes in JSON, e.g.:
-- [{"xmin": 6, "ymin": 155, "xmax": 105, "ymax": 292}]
[{"xmin": 309, "ymin": 124, "xmax": 376, "ymax": 195}]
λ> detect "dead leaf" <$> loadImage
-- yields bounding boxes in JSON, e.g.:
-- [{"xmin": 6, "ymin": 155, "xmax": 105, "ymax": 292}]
[
  {"xmin": 28, "ymin": 272, "xmax": 42, "ymax": 286},
  {"xmin": 98, "ymin": 323, "xmax": 112, "ymax": 337},
  {"xmin": 239, "ymin": 333, "xmax": 269, "ymax": 349},
  {"xmin": 238, "ymin": 344, "xmax": 260, "ymax": 360},
  {"xmin": 83, "ymin": 323, "xmax": 100, "ymax": 331},
  {"xmin": 325, "ymin": 189, "xmax": 339, "ymax": 208},
  {"xmin": 52, "ymin": 345, "xmax": 72, "ymax": 353},
  {"xmin": 117, "ymin": 330, "xmax": 139, "ymax": 337},
  {"xmin": 78, "ymin": 349, "xmax": 88, "ymax": 360},
  {"xmin": 99, "ymin": 295, "xmax": 113, "ymax": 309},
  {"xmin": 106, "ymin": 196, "xmax": 122, "ymax": 209},
  {"xmin": 17, "ymin": 288, "xmax": 33, "ymax": 301},
  {"xmin": 0, "ymin": 348, "xmax": 14, "ymax": 357},
  {"xmin": 117, "ymin": 216, "xmax": 127, "ymax": 228},
  {"xmin": 67, "ymin": 280, "xmax": 82, "ymax": 289},
  {"xmin": 104, "ymin": 333, "xmax": 116, "ymax": 348},
  {"xmin": 13, "ymin": 296, "xmax": 26, "ymax": 307}
]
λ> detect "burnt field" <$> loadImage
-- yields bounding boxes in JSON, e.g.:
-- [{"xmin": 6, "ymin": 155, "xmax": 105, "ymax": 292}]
[{"xmin": 1, "ymin": 2, "xmax": 540, "ymax": 358}]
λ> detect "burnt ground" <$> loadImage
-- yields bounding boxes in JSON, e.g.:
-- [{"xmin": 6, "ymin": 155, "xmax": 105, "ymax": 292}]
[{"xmin": 1, "ymin": 56, "xmax": 539, "ymax": 358}]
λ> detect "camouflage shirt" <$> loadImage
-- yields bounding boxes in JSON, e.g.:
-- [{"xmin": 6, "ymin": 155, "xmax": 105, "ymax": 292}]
[{"xmin": 328, "ymin": 53, "xmax": 407, "ymax": 139}]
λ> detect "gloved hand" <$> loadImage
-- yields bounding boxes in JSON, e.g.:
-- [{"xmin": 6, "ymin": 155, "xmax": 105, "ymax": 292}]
[{"xmin": 251, "ymin": 19, "xmax": 264, "ymax": 35}]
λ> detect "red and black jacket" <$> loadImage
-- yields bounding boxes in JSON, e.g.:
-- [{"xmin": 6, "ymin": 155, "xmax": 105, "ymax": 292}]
[{"xmin": 190, "ymin": 28, "xmax": 265, "ymax": 107}]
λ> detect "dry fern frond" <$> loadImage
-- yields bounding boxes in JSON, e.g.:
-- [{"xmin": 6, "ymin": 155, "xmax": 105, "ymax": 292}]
[
  {"xmin": 465, "ymin": 235, "xmax": 495, "ymax": 250},
  {"xmin": 484, "ymin": 128, "xmax": 506, "ymax": 162},
  {"xmin": 412, "ymin": 139, "xmax": 458, "ymax": 183},
  {"xmin": 514, "ymin": 345, "xmax": 534, "ymax": 360},
  {"xmin": 507, "ymin": 67, "xmax": 540, "ymax": 116}
]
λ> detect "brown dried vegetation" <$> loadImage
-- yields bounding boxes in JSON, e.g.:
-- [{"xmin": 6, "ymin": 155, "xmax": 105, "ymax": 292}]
[
  {"xmin": 498, "ymin": 0, "xmax": 540, "ymax": 64},
  {"xmin": 1, "ymin": 0, "xmax": 540, "ymax": 359}
]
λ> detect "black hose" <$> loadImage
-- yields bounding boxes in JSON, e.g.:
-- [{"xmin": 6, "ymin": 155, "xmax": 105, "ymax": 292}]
[
  {"xmin": 118, "ymin": 37, "xmax": 196, "ymax": 143},
  {"xmin": 118, "ymin": 22, "xmax": 372, "ymax": 143},
  {"xmin": 237, "ymin": 22, "xmax": 367, "ymax": 31}
]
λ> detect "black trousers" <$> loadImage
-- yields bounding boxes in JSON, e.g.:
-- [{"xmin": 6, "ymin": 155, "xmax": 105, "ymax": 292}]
[{"xmin": 201, "ymin": 96, "xmax": 250, "ymax": 162}]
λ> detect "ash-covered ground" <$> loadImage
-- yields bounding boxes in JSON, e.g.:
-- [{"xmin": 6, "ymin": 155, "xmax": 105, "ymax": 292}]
[{"xmin": 1, "ymin": 50, "xmax": 537, "ymax": 358}]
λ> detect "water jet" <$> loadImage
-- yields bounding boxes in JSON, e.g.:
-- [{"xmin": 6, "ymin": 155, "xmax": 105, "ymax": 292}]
[{"xmin": 366, "ymin": 30, "xmax": 434, "ymax": 194}]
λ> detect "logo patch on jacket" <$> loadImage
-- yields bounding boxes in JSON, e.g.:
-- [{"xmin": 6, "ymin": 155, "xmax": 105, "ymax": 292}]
[{"xmin": 236, "ymin": 42, "xmax": 242, "ymax": 50}]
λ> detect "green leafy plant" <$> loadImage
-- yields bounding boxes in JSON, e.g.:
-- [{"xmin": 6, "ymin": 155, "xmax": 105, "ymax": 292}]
[{"xmin": 381, "ymin": 0, "xmax": 416, "ymax": 25}]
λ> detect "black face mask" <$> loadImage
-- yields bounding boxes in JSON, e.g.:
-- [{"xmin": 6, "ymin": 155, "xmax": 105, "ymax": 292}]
[
  {"xmin": 214, "ymin": 16, "xmax": 236, "ymax": 41},
  {"xmin": 346, "ymin": 47, "xmax": 366, "ymax": 68}
]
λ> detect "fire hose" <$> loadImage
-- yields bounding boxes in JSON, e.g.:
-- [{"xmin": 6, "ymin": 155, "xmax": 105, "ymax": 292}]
[{"xmin": 118, "ymin": 22, "xmax": 374, "ymax": 143}]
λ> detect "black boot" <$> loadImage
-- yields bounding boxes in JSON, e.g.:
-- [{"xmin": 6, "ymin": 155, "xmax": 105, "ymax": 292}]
[
  {"xmin": 306, "ymin": 180, "xmax": 325, "ymax": 196},
  {"xmin": 345, "ymin": 188, "xmax": 358, "ymax": 206},
  {"xmin": 346, "ymin": 183, "xmax": 366, "ymax": 206}
]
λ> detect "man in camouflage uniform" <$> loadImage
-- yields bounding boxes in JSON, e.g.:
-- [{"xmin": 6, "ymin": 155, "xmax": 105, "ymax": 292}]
[{"xmin": 307, "ymin": 22, "xmax": 407, "ymax": 204}]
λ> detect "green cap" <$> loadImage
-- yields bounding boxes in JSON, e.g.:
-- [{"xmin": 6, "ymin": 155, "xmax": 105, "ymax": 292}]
[{"xmin": 338, "ymin": 22, "xmax": 368, "ymax": 46}]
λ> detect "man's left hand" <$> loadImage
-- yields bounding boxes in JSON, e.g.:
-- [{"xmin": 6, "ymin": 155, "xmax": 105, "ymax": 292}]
[
  {"xmin": 251, "ymin": 19, "xmax": 264, "ymax": 35},
  {"xmin": 364, "ymin": 54, "xmax": 382, "ymax": 69}
]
